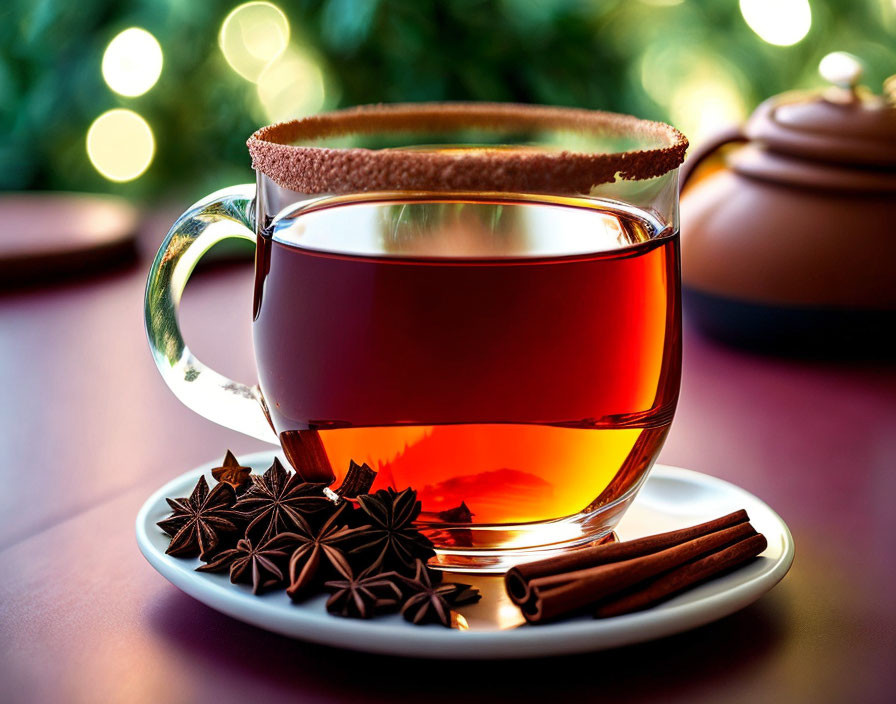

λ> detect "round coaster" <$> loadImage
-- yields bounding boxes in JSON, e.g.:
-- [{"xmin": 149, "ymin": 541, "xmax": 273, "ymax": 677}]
[
  {"xmin": 0, "ymin": 192, "xmax": 138, "ymax": 285},
  {"xmin": 136, "ymin": 451, "xmax": 793, "ymax": 659}
]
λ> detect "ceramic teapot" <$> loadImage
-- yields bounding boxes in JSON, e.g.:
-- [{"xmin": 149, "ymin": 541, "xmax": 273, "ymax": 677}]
[{"xmin": 680, "ymin": 53, "xmax": 895, "ymax": 352}]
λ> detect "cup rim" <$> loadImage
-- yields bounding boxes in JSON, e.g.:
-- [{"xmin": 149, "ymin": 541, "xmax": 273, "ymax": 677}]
[{"xmin": 247, "ymin": 102, "xmax": 688, "ymax": 195}]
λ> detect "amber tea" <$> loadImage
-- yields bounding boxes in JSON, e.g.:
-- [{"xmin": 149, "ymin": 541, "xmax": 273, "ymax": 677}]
[{"xmin": 253, "ymin": 194, "xmax": 680, "ymax": 568}]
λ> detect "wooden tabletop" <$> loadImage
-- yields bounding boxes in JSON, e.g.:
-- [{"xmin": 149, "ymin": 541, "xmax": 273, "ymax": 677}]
[{"xmin": 1, "ymin": 222, "xmax": 895, "ymax": 703}]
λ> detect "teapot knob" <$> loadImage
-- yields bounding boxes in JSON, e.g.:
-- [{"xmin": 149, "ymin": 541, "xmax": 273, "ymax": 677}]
[{"xmin": 819, "ymin": 52, "xmax": 863, "ymax": 91}]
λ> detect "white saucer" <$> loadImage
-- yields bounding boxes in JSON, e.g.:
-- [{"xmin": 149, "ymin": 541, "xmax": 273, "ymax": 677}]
[{"xmin": 136, "ymin": 451, "xmax": 793, "ymax": 659}]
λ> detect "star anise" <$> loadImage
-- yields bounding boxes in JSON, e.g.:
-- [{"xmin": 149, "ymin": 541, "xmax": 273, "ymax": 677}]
[
  {"xmin": 233, "ymin": 458, "xmax": 330, "ymax": 540},
  {"xmin": 157, "ymin": 476, "xmax": 240, "ymax": 559},
  {"xmin": 398, "ymin": 560, "xmax": 482, "ymax": 627},
  {"xmin": 211, "ymin": 450, "xmax": 252, "ymax": 492},
  {"xmin": 196, "ymin": 534, "xmax": 291, "ymax": 595},
  {"xmin": 278, "ymin": 503, "xmax": 371, "ymax": 601},
  {"xmin": 351, "ymin": 487, "xmax": 435, "ymax": 573},
  {"xmin": 323, "ymin": 563, "xmax": 403, "ymax": 619},
  {"xmin": 332, "ymin": 460, "xmax": 378, "ymax": 499}
]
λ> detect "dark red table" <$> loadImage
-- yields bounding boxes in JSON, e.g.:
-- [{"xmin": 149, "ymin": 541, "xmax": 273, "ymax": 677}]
[{"xmin": 1, "ymin": 215, "xmax": 895, "ymax": 703}]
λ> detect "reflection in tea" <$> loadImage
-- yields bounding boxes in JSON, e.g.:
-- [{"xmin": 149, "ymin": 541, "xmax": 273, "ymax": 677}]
[{"xmin": 254, "ymin": 195, "xmax": 680, "ymax": 567}]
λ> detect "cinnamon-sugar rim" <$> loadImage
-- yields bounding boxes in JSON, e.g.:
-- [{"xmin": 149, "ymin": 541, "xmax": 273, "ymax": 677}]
[{"xmin": 247, "ymin": 102, "xmax": 688, "ymax": 195}]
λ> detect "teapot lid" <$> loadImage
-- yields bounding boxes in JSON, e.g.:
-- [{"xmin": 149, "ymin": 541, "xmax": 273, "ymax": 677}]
[{"xmin": 745, "ymin": 53, "xmax": 896, "ymax": 168}]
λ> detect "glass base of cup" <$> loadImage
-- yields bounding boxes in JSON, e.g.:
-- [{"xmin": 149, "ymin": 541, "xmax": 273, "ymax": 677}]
[{"xmin": 424, "ymin": 482, "xmax": 641, "ymax": 573}]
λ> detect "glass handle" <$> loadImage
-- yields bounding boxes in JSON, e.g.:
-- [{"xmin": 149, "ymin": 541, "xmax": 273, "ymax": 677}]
[{"xmin": 144, "ymin": 184, "xmax": 278, "ymax": 444}]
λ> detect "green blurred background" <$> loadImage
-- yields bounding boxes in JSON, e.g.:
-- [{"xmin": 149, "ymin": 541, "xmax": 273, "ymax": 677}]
[{"xmin": 1, "ymin": 0, "xmax": 894, "ymax": 201}]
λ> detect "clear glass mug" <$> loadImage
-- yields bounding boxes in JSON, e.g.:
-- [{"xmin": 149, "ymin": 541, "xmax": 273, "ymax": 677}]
[{"xmin": 145, "ymin": 103, "xmax": 687, "ymax": 571}]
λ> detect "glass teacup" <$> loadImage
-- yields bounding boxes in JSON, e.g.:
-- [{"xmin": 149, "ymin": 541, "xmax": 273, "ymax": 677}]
[{"xmin": 145, "ymin": 103, "xmax": 687, "ymax": 571}]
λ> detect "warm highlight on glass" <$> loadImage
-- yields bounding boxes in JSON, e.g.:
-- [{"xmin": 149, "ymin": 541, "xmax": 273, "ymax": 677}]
[{"xmin": 145, "ymin": 104, "xmax": 687, "ymax": 571}]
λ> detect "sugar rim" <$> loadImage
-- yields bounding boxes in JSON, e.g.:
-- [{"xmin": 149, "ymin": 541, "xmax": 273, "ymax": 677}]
[{"xmin": 247, "ymin": 102, "xmax": 688, "ymax": 195}]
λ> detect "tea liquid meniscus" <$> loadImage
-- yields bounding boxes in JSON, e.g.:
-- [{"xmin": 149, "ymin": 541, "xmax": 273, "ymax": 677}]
[{"xmin": 253, "ymin": 194, "xmax": 680, "ymax": 554}]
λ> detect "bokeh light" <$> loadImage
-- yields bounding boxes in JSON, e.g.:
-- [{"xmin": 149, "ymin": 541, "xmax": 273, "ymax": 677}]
[
  {"xmin": 101, "ymin": 28, "xmax": 163, "ymax": 97},
  {"xmin": 641, "ymin": 47, "xmax": 748, "ymax": 142},
  {"xmin": 739, "ymin": 0, "xmax": 812, "ymax": 46},
  {"xmin": 256, "ymin": 47, "xmax": 326, "ymax": 122},
  {"xmin": 86, "ymin": 109, "xmax": 155, "ymax": 182},
  {"xmin": 219, "ymin": 2, "xmax": 290, "ymax": 82},
  {"xmin": 670, "ymin": 74, "xmax": 747, "ymax": 142}
]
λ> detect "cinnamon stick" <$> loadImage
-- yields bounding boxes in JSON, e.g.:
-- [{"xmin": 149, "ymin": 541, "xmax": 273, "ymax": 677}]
[
  {"xmin": 505, "ymin": 510, "xmax": 749, "ymax": 606},
  {"xmin": 521, "ymin": 521, "xmax": 757, "ymax": 623},
  {"xmin": 279, "ymin": 429, "xmax": 335, "ymax": 484},
  {"xmin": 593, "ymin": 532, "xmax": 768, "ymax": 618}
]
